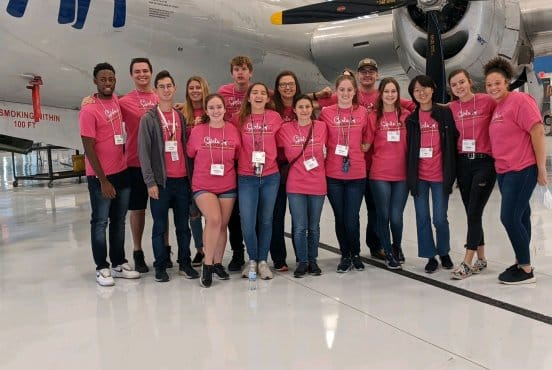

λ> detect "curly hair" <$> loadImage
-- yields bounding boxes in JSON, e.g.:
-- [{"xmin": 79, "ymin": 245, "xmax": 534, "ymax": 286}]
[{"xmin": 483, "ymin": 57, "xmax": 514, "ymax": 80}]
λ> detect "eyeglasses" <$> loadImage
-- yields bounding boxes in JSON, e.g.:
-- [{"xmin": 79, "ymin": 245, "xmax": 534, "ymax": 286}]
[
  {"xmin": 413, "ymin": 86, "xmax": 432, "ymax": 94},
  {"xmin": 278, "ymin": 82, "xmax": 296, "ymax": 88},
  {"xmin": 358, "ymin": 69, "xmax": 377, "ymax": 75}
]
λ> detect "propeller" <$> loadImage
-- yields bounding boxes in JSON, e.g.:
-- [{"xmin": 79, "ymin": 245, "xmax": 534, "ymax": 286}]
[{"xmin": 271, "ymin": 0, "xmax": 476, "ymax": 103}]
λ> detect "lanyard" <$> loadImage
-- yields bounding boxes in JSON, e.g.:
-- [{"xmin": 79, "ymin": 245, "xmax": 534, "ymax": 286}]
[
  {"xmin": 296, "ymin": 121, "xmax": 315, "ymax": 162},
  {"xmin": 157, "ymin": 106, "xmax": 176, "ymax": 141},
  {"xmin": 250, "ymin": 113, "xmax": 266, "ymax": 152},
  {"xmin": 96, "ymin": 97, "xmax": 122, "ymax": 137},
  {"xmin": 336, "ymin": 107, "xmax": 353, "ymax": 146},
  {"xmin": 459, "ymin": 95, "xmax": 476, "ymax": 141},
  {"xmin": 208, "ymin": 124, "xmax": 225, "ymax": 165}
]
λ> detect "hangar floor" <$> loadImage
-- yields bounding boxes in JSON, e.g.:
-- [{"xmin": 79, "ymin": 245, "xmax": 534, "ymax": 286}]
[{"xmin": 1, "ymin": 142, "xmax": 552, "ymax": 370}]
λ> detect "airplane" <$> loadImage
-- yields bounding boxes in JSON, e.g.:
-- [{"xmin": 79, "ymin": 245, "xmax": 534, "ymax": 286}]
[{"xmin": 1, "ymin": 0, "xmax": 551, "ymax": 151}]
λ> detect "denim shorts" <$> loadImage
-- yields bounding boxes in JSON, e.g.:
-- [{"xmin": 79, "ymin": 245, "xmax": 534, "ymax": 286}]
[{"xmin": 193, "ymin": 188, "xmax": 237, "ymax": 200}]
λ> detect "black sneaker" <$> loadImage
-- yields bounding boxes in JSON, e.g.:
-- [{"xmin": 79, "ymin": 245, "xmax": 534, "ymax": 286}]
[
  {"xmin": 392, "ymin": 244, "xmax": 405, "ymax": 264},
  {"xmin": 293, "ymin": 262, "xmax": 308, "ymax": 278},
  {"xmin": 191, "ymin": 250, "xmax": 204, "ymax": 267},
  {"xmin": 352, "ymin": 255, "xmax": 365, "ymax": 271},
  {"xmin": 370, "ymin": 248, "xmax": 386, "ymax": 260},
  {"xmin": 425, "ymin": 258, "xmax": 438, "ymax": 273},
  {"xmin": 228, "ymin": 253, "xmax": 245, "ymax": 272},
  {"xmin": 178, "ymin": 263, "xmax": 199, "ymax": 279},
  {"xmin": 337, "ymin": 257, "xmax": 352, "ymax": 273},
  {"xmin": 308, "ymin": 261, "xmax": 322, "ymax": 276},
  {"xmin": 200, "ymin": 264, "xmax": 213, "ymax": 288},
  {"xmin": 274, "ymin": 261, "xmax": 289, "ymax": 272},
  {"xmin": 133, "ymin": 250, "xmax": 149, "ymax": 273},
  {"xmin": 166, "ymin": 245, "xmax": 174, "ymax": 268},
  {"xmin": 155, "ymin": 269, "xmax": 169, "ymax": 282},
  {"xmin": 213, "ymin": 263, "xmax": 230, "ymax": 280},
  {"xmin": 498, "ymin": 266, "xmax": 536, "ymax": 285},
  {"xmin": 385, "ymin": 252, "xmax": 402, "ymax": 270},
  {"xmin": 439, "ymin": 254, "xmax": 454, "ymax": 269}
]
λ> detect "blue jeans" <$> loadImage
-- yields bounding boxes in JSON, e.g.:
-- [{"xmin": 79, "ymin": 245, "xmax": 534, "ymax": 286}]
[
  {"xmin": 150, "ymin": 177, "xmax": 192, "ymax": 269},
  {"xmin": 496, "ymin": 165, "xmax": 537, "ymax": 265},
  {"xmin": 87, "ymin": 172, "xmax": 130, "ymax": 270},
  {"xmin": 413, "ymin": 181, "xmax": 450, "ymax": 258},
  {"xmin": 370, "ymin": 180, "xmax": 409, "ymax": 255},
  {"xmin": 326, "ymin": 177, "xmax": 366, "ymax": 257},
  {"xmin": 238, "ymin": 173, "xmax": 280, "ymax": 261},
  {"xmin": 287, "ymin": 193, "xmax": 325, "ymax": 263}
]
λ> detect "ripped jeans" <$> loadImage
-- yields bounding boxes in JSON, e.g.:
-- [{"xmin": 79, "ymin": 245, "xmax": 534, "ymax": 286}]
[{"xmin": 456, "ymin": 156, "xmax": 496, "ymax": 250}]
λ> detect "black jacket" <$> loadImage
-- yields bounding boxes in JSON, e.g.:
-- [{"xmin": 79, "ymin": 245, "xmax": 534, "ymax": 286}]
[{"xmin": 405, "ymin": 104, "xmax": 459, "ymax": 196}]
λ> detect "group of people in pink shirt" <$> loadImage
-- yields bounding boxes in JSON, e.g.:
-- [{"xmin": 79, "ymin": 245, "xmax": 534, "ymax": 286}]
[{"xmin": 79, "ymin": 54, "xmax": 547, "ymax": 288}]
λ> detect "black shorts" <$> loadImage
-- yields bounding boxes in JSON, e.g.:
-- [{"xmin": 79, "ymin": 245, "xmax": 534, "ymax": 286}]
[{"xmin": 127, "ymin": 167, "xmax": 148, "ymax": 210}]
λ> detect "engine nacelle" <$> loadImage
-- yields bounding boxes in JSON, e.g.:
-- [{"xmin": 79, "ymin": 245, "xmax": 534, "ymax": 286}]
[{"xmin": 393, "ymin": 0, "xmax": 532, "ymax": 85}]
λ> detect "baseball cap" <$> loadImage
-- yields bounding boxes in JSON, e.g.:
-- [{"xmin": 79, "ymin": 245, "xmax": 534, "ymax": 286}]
[{"xmin": 357, "ymin": 58, "xmax": 378, "ymax": 70}]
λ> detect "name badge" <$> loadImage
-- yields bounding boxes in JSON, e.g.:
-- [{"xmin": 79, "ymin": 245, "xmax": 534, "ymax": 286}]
[
  {"xmin": 335, "ymin": 144, "xmax": 349, "ymax": 157},
  {"xmin": 387, "ymin": 131, "xmax": 400, "ymax": 142},
  {"xmin": 165, "ymin": 140, "xmax": 178, "ymax": 153},
  {"xmin": 252, "ymin": 151, "xmax": 266, "ymax": 164},
  {"xmin": 462, "ymin": 139, "xmax": 476, "ymax": 152},
  {"xmin": 419, "ymin": 147, "xmax": 433, "ymax": 158},
  {"xmin": 304, "ymin": 157, "xmax": 319, "ymax": 171},
  {"xmin": 114, "ymin": 135, "xmax": 124, "ymax": 145},
  {"xmin": 210, "ymin": 164, "xmax": 225, "ymax": 176},
  {"xmin": 170, "ymin": 151, "xmax": 179, "ymax": 162}
]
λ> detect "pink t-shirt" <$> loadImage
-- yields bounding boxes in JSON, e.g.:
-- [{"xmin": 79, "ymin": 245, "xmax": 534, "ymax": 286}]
[
  {"xmin": 367, "ymin": 110, "xmax": 410, "ymax": 181},
  {"xmin": 277, "ymin": 120, "xmax": 328, "ymax": 195},
  {"xmin": 185, "ymin": 107, "xmax": 205, "ymax": 137},
  {"xmin": 119, "ymin": 90, "xmax": 158, "ymax": 167},
  {"xmin": 418, "ymin": 110, "xmax": 442, "ymax": 182},
  {"xmin": 237, "ymin": 110, "xmax": 283, "ymax": 176},
  {"xmin": 489, "ymin": 92, "xmax": 542, "ymax": 174},
  {"xmin": 218, "ymin": 83, "xmax": 247, "ymax": 121},
  {"xmin": 280, "ymin": 106, "xmax": 295, "ymax": 122},
  {"xmin": 80, "ymin": 95, "xmax": 127, "ymax": 176},
  {"xmin": 160, "ymin": 110, "xmax": 187, "ymax": 178},
  {"xmin": 186, "ymin": 122, "xmax": 241, "ymax": 193},
  {"xmin": 449, "ymin": 93, "xmax": 495, "ymax": 154},
  {"xmin": 319, "ymin": 104, "xmax": 369, "ymax": 180}
]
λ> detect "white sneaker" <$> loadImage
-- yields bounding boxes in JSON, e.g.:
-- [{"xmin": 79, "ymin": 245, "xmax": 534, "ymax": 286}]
[
  {"xmin": 258, "ymin": 260, "xmax": 273, "ymax": 280},
  {"xmin": 96, "ymin": 268, "xmax": 115, "ymax": 286},
  {"xmin": 112, "ymin": 263, "xmax": 141, "ymax": 279},
  {"xmin": 242, "ymin": 260, "xmax": 257, "ymax": 278}
]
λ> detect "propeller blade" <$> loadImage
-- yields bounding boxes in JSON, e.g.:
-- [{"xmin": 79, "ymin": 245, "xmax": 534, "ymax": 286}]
[
  {"xmin": 270, "ymin": 0, "xmax": 415, "ymax": 25},
  {"xmin": 425, "ymin": 10, "xmax": 448, "ymax": 103}
]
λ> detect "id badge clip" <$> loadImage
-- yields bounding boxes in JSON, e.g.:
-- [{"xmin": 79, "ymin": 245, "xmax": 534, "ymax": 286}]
[
  {"xmin": 210, "ymin": 164, "xmax": 225, "ymax": 176},
  {"xmin": 304, "ymin": 157, "xmax": 319, "ymax": 171},
  {"xmin": 335, "ymin": 144, "xmax": 349, "ymax": 157},
  {"xmin": 419, "ymin": 147, "xmax": 433, "ymax": 158},
  {"xmin": 387, "ymin": 131, "xmax": 400, "ymax": 142},
  {"xmin": 462, "ymin": 139, "xmax": 476, "ymax": 153}
]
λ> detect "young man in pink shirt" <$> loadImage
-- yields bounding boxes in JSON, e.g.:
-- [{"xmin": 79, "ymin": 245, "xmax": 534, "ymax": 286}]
[
  {"xmin": 216, "ymin": 56, "xmax": 253, "ymax": 271},
  {"xmin": 119, "ymin": 58, "xmax": 159, "ymax": 273},
  {"xmin": 80, "ymin": 62, "xmax": 140, "ymax": 286}
]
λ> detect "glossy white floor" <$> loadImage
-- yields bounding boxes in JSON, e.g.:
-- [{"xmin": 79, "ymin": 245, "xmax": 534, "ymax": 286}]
[{"xmin": 1, "ymin": 145, "xmax": 552, "ymax": 370}]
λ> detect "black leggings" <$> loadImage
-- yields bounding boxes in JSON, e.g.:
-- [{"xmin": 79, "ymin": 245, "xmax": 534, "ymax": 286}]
[{"xmin": 456, "ymin": 156, "xmax": 496, "ymax": 250}]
